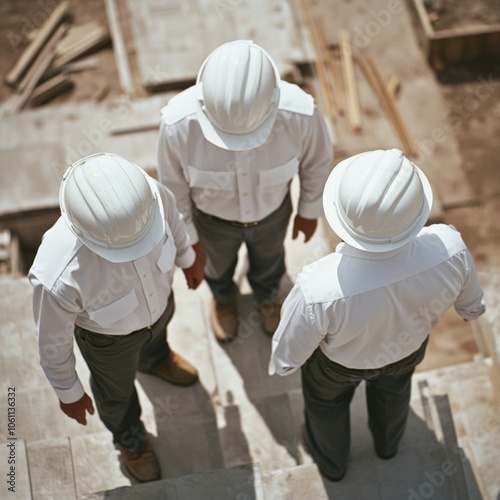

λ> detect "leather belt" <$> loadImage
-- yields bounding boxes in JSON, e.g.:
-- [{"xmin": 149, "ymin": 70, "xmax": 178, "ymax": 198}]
[
  {"xmin": 200, "ymin": 211, "xmax": 261, "ymax": 228},
  {"xmin": 229, "ymin": 220, "xmax": 260, "ymax": 228},
  {"xmin": 89, "ymin": 324, "xmax": 152, "ymax": 339}
]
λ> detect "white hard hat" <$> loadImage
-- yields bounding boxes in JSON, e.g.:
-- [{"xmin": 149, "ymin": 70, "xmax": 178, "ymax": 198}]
[
  {"xmin": 60, "ymin": 153, "xmax": 165, "ymax": 263},
  {"xmin": 323, "ymin": 149, "xmax": 433, "ymax": 252},
  {"xmin": 195, "ymin": 39, "xmax": 281, "ymax": 151}
]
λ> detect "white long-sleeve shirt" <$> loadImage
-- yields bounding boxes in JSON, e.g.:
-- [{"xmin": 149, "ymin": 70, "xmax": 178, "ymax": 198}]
[
  {"xmin": 29, "ymin": 181, "xmax": 195, "ymax": 404},
  {"xmin": 157, "ymin": 81, "xmax": 333, "ymax": 243},
  {"xmin": 269, "ymin": 224, "xmax": 485, "ymax": 376}
]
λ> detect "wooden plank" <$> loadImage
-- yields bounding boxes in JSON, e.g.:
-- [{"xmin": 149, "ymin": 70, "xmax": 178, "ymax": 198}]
[
  {"xmin": 4, "ymin": 1, "xmax": 69, "ymax": 88},
  {"xmin": 314, "ymin": 12, "xmax": 344, "ymax": 116},
  {"xmin": 28, "ymin": 73, "xmax": 74, "ymax": 107},
  {"xmin": 338, "ymin": 30, "xmax": 362, "ymax": 132},
  {"xmin": 432, "ymin": 23, "xmax": 500, "ymax": 40},
  {"xmin": 61, "ymin": 56, "xmax": 100, "ymax": 74},
  {"xmin": 411, "ymin": 0, "xmax": 437, "ymax": 37},
  {"xmin": 55, "ymin": 25, "xmax": 107, "ymax": 58},
  {"xmin": 298, "ymin": 0, "xmax": 336, "ymax": 120},
  {"xmin": 10, "ymin": 23, "xmax": 69, "ymax": 113},
  {"xmin": 369, "ymin": 57, "xmax": 417, "ymax": 156},
  {"xmin": 356, "ymin": 54, "xmax": 416, "ymax": 157},
  {"xmin": 52, "ymin": 26, "xmax": 110, "ymax": 68},
  {"xmin": 55, "ymin": 21, "xmax": 102, "ymax": 56},
  {"xmin": 104, "ymin": 0, "xmax": 134, "ymax": 94}
]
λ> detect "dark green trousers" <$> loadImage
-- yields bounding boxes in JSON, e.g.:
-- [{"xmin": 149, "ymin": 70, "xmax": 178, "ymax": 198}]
[
  {"xmin": 301, "ymin": 337, "xmax": 429, "ymax": 478},
  {"xmin": 75, "ymin": 293, "xmax": 175, "ymax": 452}
]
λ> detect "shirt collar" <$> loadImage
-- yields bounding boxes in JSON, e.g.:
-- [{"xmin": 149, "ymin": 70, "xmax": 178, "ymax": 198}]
[{"xmin": 336, "ymin": 241, "xmax": 412, "ymax": 260}]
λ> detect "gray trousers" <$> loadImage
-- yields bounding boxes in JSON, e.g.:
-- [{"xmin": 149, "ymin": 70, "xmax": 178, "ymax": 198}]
[
  {"xmin": 301, "ymin": 337, "xmax": 429, "ymax": 478},
  {"xmin": 192, "ymin": 193, "xmax": 293, "ymax": 303},
  {"xmin": 74, "ymin": 293, "xmax": 175, "ymax": 453}
]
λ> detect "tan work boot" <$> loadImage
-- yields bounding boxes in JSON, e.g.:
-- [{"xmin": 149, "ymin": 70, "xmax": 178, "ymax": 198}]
[
  {"xmin": 258, "ymin": 299, "xmax": 282, "ymax": 335},
  {"xmin": 141, "ymin": 351, "xmax": 198, "ymax": 386},
  {"xmin": 117, "ymin": 439, "xmax": 160, "ymax": 483},
  {"xmin": 211, "ymin": 299, "xmax": 237, "ymax": 342}
]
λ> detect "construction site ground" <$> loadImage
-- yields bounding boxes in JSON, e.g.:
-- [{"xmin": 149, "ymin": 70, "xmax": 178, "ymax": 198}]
[
  {"xmin": 1, "ymin": 1, "xmax": 500, "ymax": 499},
  {"xmin": 1, "ymin": 0, "xmax": 499, "ymax": 369}
]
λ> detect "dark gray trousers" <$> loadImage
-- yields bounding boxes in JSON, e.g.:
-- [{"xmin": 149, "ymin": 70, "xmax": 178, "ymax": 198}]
[
  {"xmin": 301, "ymin": 337, "xmax": 429, "ymax": 478},
  {"xmin": 74, "ymin": 293, "xmax": 175, "ymax": 452},
  {"xmin": 192, "ymin": 193, "xmax": 292, "ymax": 303}
]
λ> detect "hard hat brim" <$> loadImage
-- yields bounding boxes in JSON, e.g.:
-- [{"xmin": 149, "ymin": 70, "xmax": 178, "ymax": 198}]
[
  {"xmin": 195, "ymin": 95, "xmax": 280, "ymax": 152},
  {"xmin": 323, "ymin": 154, "xmax": 434, "ymax": 253},
  {"xmin": 62, "ymin": 178, "xmax": 166, "ymax": 263}
]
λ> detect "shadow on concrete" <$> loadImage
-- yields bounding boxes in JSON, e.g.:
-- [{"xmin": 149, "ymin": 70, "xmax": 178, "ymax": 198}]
[
  {"xmin": 317, "ymin": 391, "xmax": 483, "ymax": 499},
  {"xmin": 220, "ymin": 293, "xmax": 304, "ymax": 473},
  {"xmin": 136, "ymin": 372, "xmax": 225, "ymax": 480}
]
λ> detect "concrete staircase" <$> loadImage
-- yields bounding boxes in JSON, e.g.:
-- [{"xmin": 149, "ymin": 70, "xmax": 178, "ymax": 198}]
[{"xmin": 2, "ymin": 227, "xmax": 500, "ymax": 499}]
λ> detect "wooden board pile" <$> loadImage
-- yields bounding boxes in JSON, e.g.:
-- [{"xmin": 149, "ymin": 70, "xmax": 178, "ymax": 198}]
[
  {"xmin": 3, "ymin": 1, "xmax": 110, "ymax": 113},
  {"xmin": 299, "ymin": 0, "xmax": 416, "ymax": 157}
]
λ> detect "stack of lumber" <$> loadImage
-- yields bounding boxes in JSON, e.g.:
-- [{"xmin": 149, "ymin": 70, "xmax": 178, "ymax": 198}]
[
  {"xmin": 3, "ymin": 1, "xmax": 110, "ymax": 112},
  {"xmin": 298, "ymin": 5, "xmax": 416, "ymax": 156}
]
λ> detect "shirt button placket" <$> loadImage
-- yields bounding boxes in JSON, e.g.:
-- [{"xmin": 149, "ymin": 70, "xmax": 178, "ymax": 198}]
[{"xmin": 238, "ymin": 167, "xmax": 252, "ymax": 220}]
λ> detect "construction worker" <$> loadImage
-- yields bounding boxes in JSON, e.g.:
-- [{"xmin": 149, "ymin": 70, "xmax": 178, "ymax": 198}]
[
  {"xmin": 157, "ymin": 39, "xmax": 333, "ymax": 341},
  {"xmin": 269, "ymin": 149, "xmax": 485, "ymax": 480},
  {"xmin": 29, "ymin": 153, "xmax": 205, "ymax": 483}
]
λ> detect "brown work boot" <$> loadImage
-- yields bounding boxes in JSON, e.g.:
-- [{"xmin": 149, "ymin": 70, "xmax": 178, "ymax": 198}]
[
  {"xmin": 211, "ymin": 299, "xmax": 237, "ymax": 342},
  {"xmin": 141, "ymin": 351, "xmax": 198, "ymax": 386},
  {"xmin": 117, "ymin": 439, "xmax": 160, "ymax": 483},
  {"xmin": 258, "ymin": 299, "xmax": 282, "ymax": 335}
]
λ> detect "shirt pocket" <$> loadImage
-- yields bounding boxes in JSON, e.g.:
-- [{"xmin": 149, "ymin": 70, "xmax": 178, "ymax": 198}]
[
  {"xmin": 88, "ymin": 290, "xmax": 139, "ymax": 326},
  {"xmin": 259, "ymin": 156, "xmax": 299, "ymax": 189},
  {"xmin": 156, "ymin": 235, "xmax": 176, "ymax": 274},
  {"xmin": 187, "ymin": 165, "xmax": 236, "ymax": 198}
]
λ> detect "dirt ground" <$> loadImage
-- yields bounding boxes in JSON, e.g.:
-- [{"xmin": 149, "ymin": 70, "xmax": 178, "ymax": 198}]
[
  {"xmin": 1, "ymin": 0, "xmax": 499, "ymax": 371},
  {"xmin": 424, "ymin": 0, "xmax": 500, "ymax": 30}
]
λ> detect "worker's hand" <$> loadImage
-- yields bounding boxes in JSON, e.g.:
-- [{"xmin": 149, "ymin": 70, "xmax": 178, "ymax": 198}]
[
  {"xmin": 292, "ymin": 215, "xmax": 317, "ymax": 243},
  {"xmin": 183, "ymin": 241, "xmax": 206, "ymax": 290},
  {"xmin": 59, "ymin": 393, "xmax": 95, "ymax": 425}
]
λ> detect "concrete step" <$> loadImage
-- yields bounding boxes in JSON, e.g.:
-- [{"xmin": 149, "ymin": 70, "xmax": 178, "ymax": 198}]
[
  {"xmin": 80, "ymin": 463, "xmax": 263, "ymax": 500},
  {"xmin": 2, "ymin": 268, "xmax": 498, "ymax": 498},
  {"xmin": 71, "ymin": 432, "xmax": 132, "ymax": 498},
  {"xmin": 79, "ymin": 379, "xmax": 467, "ymax": 500},
  {"xmin": 26, "ymin": 437, "xmax": 76, "ymax": 500},
  {"xmin": 414, "ymin": 360, "xmax": 500, "ymax": 499}
]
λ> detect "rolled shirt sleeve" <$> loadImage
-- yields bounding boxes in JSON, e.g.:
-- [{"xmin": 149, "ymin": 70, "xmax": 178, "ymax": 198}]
[
  {"xmin": 30, "ymin": 277, "xmax": 85, "ymax": 404},
  {"xmin": 297, "ymin": 107, "xmax": 334, "ymax": 220},
  {"xmin": 454, "ymin": 249, "xmax": 486, "ymax": 320},
  {"xmin": 269, "ymin": 283, "xmax": 327, "ymax": 376},
  {"xmin": 158, "ymin": 181, "xmax": 196, "ymax": 269}
]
